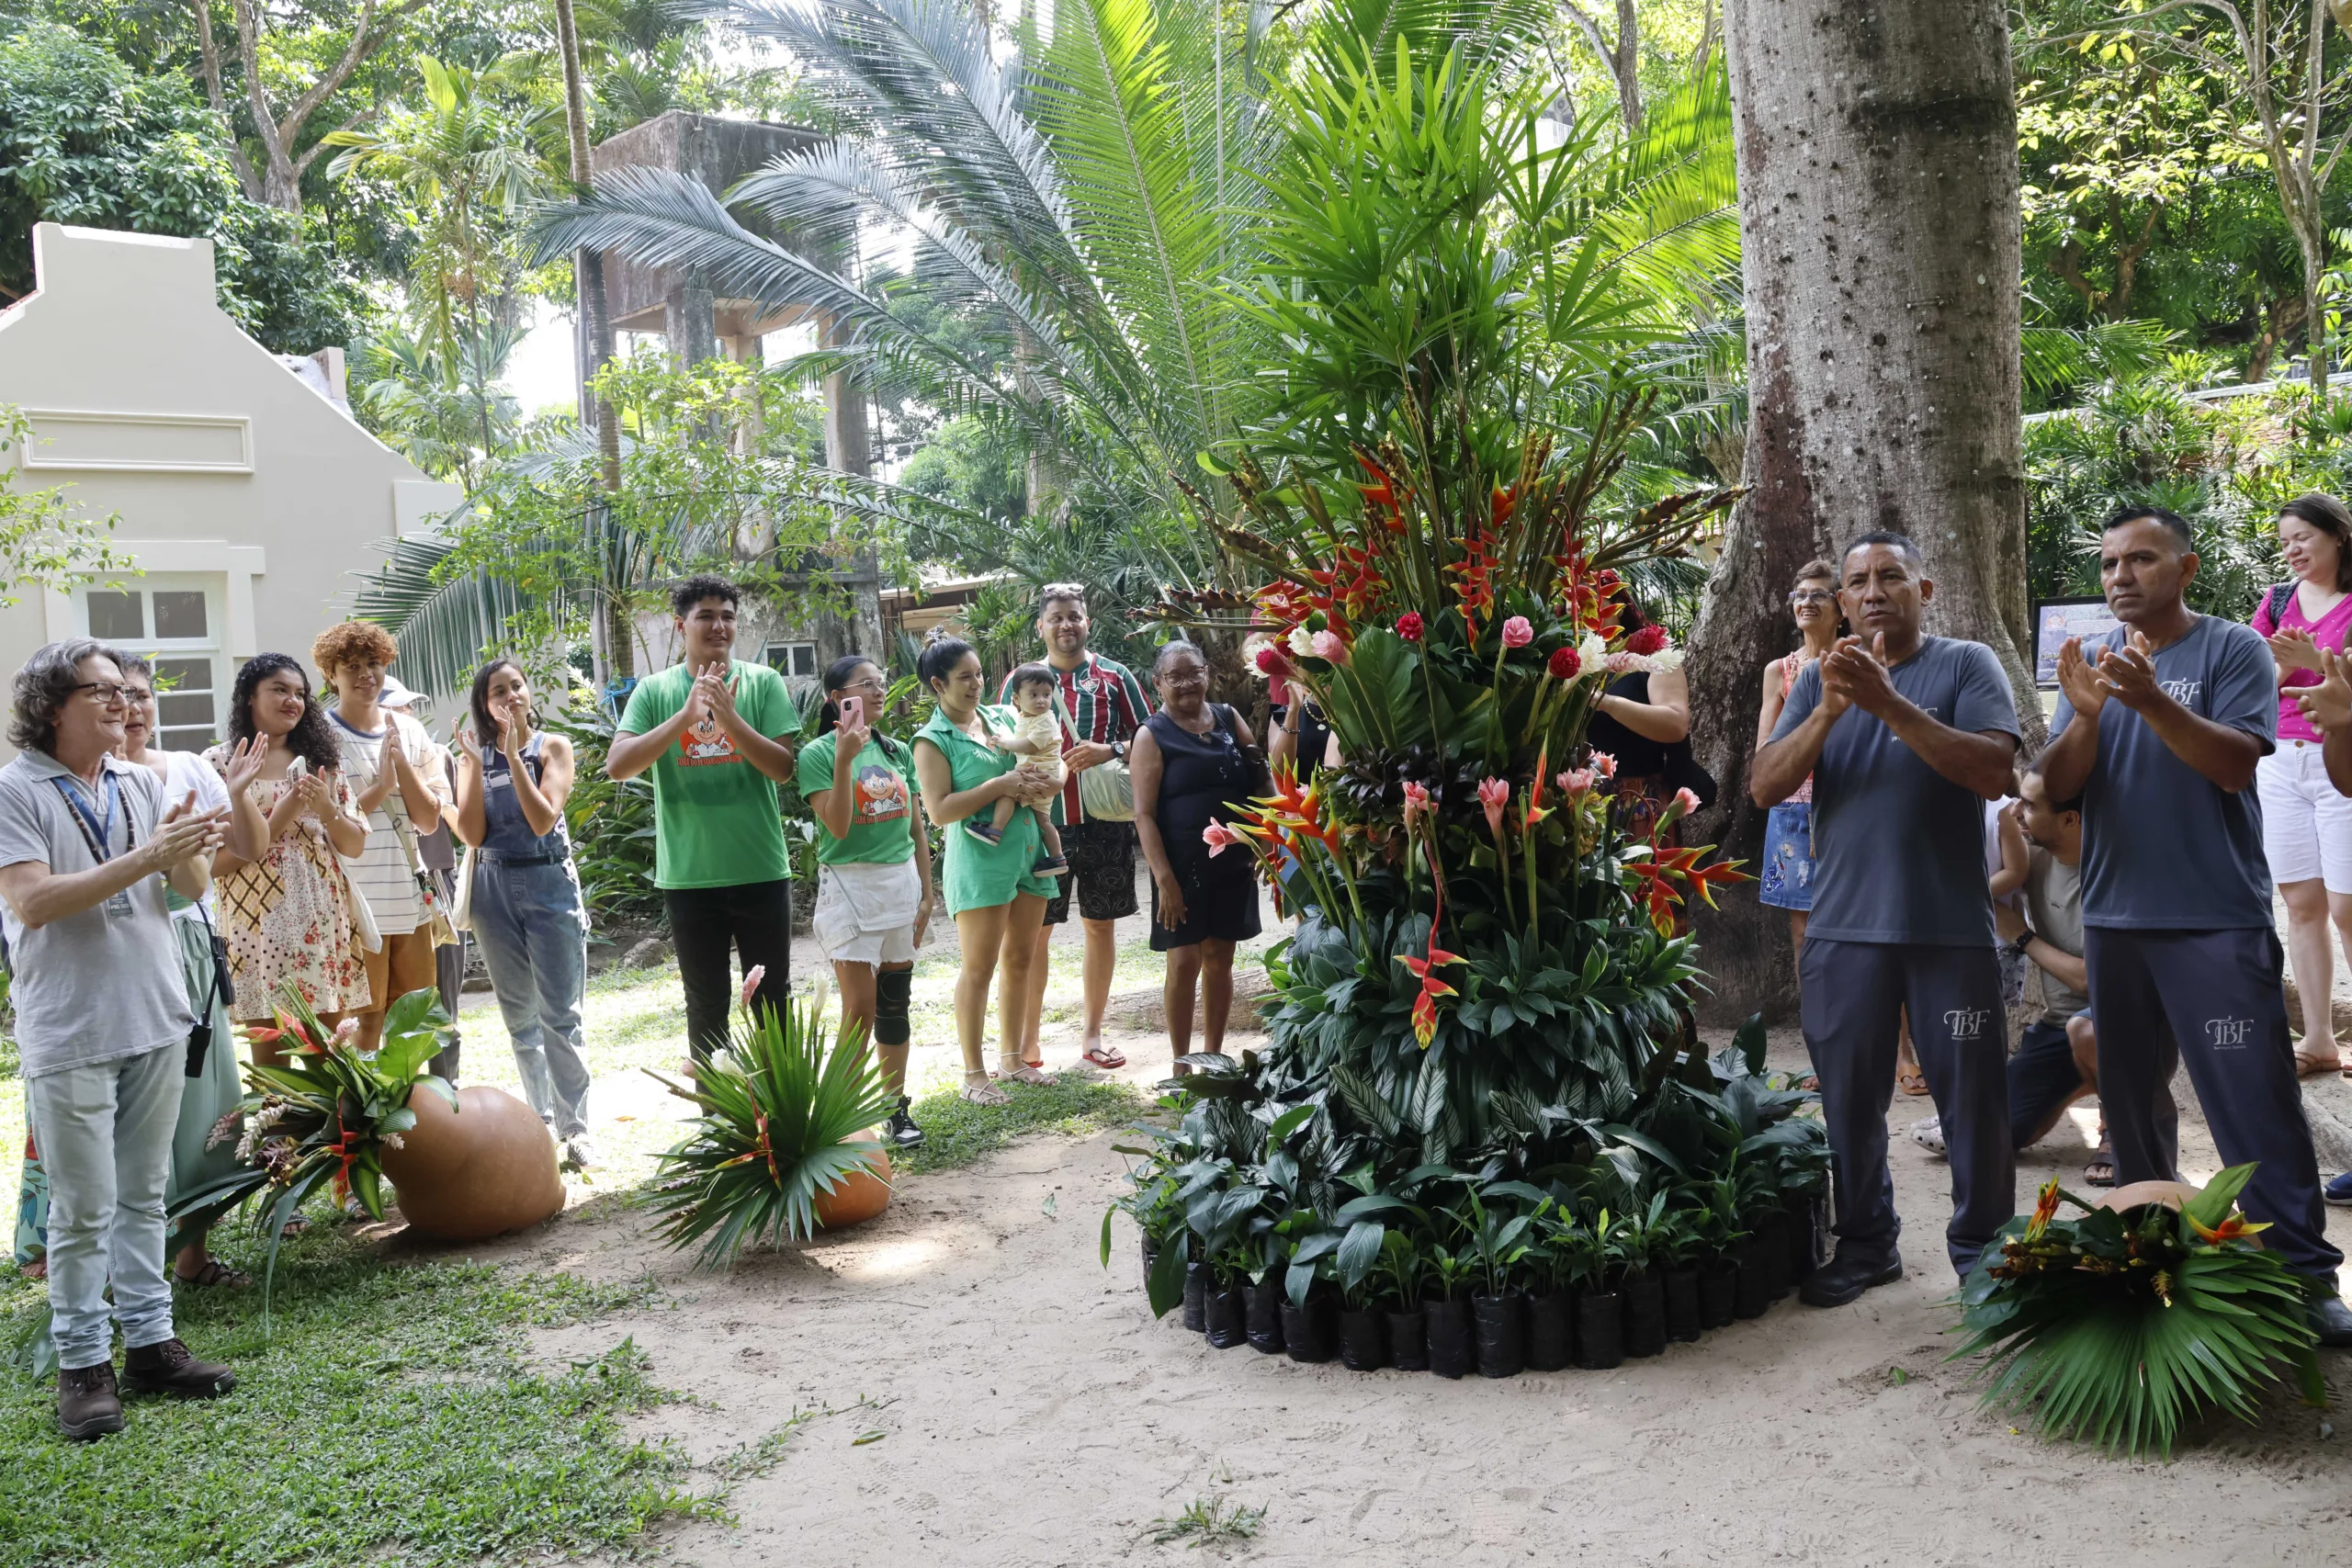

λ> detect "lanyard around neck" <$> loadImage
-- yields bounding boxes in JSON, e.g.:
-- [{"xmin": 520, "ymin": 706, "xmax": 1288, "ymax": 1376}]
[{"xmin": 52, "ymin": 771, "xmax": 132, "ymax": 865}]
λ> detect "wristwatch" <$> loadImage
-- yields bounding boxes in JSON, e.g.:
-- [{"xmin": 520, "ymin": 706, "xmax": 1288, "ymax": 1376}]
[
  {"xmin": 1112, "ymin": 740, "xmax": 1129, "ymax": 762},
  {"xmin": 2005, "ymin": 931, "xmax": 2034, "ymax": 961}
]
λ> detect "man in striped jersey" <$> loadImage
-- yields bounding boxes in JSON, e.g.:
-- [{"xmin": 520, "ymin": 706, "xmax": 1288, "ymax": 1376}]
[{"xmin": 1003, "ymin": 583, "xmax": 1152, "ymax": 1071}]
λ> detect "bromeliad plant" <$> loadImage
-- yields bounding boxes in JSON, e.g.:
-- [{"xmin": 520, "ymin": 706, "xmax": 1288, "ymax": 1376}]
[
  {"xmin": 644, "ymin": 970, "xmax": 900, "ymax": 1270},
  {"xmin": 189, "ymin": 984, "xmax": 458, "ymax": 1231},
  {"xmin": 1950, "ymin": 1165, "xmax": 2324, "ymax": 1458}
]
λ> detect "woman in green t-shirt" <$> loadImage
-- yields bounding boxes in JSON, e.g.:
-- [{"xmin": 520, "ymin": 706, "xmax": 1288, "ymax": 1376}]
[
  {"xmin": 910, "ymin": 637, "xmax": 1062, "ymax": 1105},
  {"xmin": 798, "ymin": 656, "xmax": 935, "ymax": 1149}
]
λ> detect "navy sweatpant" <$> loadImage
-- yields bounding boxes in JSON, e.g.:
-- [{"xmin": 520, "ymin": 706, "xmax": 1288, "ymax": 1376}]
[
  {"xmin": 1801, "ymin": 940, "xmax": 2016, "ymax": 1276},
  {"xmin": 2081, "ymin": 925, "xmax": 2342, "ymax": 1282}
]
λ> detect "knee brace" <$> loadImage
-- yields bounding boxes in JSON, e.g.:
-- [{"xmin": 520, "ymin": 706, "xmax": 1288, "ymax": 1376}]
[{"xmin": 875, "ymin": 967, "xmax": 913, "ymax": 1047}]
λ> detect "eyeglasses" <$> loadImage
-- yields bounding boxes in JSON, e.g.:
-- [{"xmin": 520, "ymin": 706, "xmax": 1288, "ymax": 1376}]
[
  {"xmin": 73, "ymin": 682, "xmax": 136, "ymax": 706},
  {"xmin": 841, "ymin": 676, "xmax": 887, "ymax": 694},
  {"xmin": 1788, "ymin": 590, "xmax": 1837, "ymax": 606}
]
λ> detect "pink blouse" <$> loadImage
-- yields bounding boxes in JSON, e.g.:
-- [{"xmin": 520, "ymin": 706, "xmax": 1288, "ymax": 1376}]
[{"xmin": 2253, "ymin": 582, "xmax": 2352, "ymax": 744}]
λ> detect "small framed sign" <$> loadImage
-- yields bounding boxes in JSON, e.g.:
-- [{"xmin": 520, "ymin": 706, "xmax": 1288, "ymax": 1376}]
[{"xmin": 2031, "ymin": 596, "xmax": 2120, "ymax": 688}]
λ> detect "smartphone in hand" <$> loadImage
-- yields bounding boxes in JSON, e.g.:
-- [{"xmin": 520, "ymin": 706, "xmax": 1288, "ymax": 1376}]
[{"xmin": 839, "ymin": 694, "xmax": 865, "ymax": 728}]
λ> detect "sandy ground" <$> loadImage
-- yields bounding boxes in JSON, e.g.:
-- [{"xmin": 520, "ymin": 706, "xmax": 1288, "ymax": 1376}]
[{"xmin": 448, "ymin": 987, "xmax": 2352, "ymax": 1568}]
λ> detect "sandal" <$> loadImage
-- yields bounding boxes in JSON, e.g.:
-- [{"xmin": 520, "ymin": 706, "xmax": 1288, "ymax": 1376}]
[
  {"xmin": 278, "ymin": 1216, "xmax": 311, "ymax": 1239},
  {"xmin": 2296, "ymin": 1049, "xmax": 2344, "ymax": 1078},
  {"xmin": 1081, "ymin": 1044, "xmax": 1128, "ymax": 1069},
  {"xmin": 174, "ymin": 1257, "xmax": 252, "ymax": 1290},
  {"xmin": 1000, "ymin": 1063, "xmax": 1054, "ymax": 1085},
  {"xmin": 960, "ymin": 1074, "xmax": 1010, "ymax": 1106},
  {"xmin": 1896, "ymin": 1066, "xmax": 1929, "ymax": 1098},
  {"xmin": 2083, "ymin": 1147, "xmax": 2117, "ymax": 1188}
]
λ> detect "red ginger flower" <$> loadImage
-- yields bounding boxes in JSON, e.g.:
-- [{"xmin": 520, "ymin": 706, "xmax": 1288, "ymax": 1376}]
[
  {"xmin": 1396, "ymin": 612, "xmax": 1424, "ymax": 642},
  {"xmin": 1548, "ymin": 646, "xmax": 1581, "ymax": 680},
  {"xmin": 1625, "ymin": 624, "xmax": 1668, "ymax": 656}
]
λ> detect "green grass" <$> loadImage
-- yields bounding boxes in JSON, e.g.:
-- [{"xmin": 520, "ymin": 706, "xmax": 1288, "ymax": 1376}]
[
  {"xmin": 0, "ymin": 1226, "xmax": 728, "ymax": 1568},
  {"xmin": 895, "ymin": 1071, "xmax": 1149, "ymax": 1174},
  {"xmin": 1148, "ymin": 1495, "xmax": 1267, "ymax": 1548}
]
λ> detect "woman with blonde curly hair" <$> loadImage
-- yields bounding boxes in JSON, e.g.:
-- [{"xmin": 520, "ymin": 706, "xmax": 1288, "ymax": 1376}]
[{"xmin": 311, "ymin": 621, "xmax": 450, "ymax": 1051}]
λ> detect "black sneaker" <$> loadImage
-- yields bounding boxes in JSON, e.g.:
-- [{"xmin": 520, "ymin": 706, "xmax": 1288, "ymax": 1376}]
[
  {"xmin": 1798, "ymin": 1248, "xmax": 1902, "ymax": 1308},
  {"xmin": 886, "ymin": 1096, "xmax": 926, "ymax": 1150}
]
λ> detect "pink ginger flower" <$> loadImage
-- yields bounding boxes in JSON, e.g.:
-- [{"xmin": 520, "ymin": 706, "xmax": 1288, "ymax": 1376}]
[
  {"xmin": 1311, "ymin": 629, "xmax": 1351, "ymax": 666},
  {"xmin": 1591, "ymin": 751, "xmax": 1618, "ymax": 780},
  {"xmin": 1501, "ymin": 615, "xmax": 1534, "ymax": 649},
  {"xmin": 1401, "ymin": 780, "xmax": 1431, "ymax": 832},
  {"xmin": 740, "ymin": 964, "xmax": 767, "ymax": 1009},
  {"xmin": 1202, "ymin": 818, "xmax": 1246, "ymax": 857},
  {"xmin": 1477, "ymin": 776, "xmax": 1510, "ymax": 837}
]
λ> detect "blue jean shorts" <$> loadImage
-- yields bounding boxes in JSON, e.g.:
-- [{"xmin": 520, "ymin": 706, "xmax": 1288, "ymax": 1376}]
[{"xmin": 1758, "ymin": 801, "xmax": 1817, "ymax": 911}]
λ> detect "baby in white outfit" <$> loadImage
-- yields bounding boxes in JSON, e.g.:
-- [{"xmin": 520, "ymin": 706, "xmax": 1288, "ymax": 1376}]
[{"xmin": 971, "ymin": 663, "xmax": 1070, "ymax": 875}]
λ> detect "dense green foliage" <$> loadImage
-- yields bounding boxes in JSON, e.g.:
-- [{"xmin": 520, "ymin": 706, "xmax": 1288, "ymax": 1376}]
[{"xmin": 0, "ymin": 21, "xmax": 362, "ymax": 347}]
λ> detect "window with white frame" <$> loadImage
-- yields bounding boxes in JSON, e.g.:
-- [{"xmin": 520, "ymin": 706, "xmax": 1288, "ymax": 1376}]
[
  {"xmin": 77, "ymin": 575, "xmax": 228, "ymax": 751},
  {"xmin": 763, "ymin": 641, "xmax": 819, "ymax": 680}
]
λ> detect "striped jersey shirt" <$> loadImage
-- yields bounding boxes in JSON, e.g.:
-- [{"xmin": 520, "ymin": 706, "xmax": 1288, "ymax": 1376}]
[
  {"xmin": 1001, "ymin": 652, "xmax": 1153, "ymax": 823},
  {"xmin": 327, "ymin": 707, "xmax": 447, "ymax": 934}
]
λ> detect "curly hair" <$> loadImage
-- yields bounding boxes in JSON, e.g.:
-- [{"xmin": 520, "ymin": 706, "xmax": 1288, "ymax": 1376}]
[
  {"xmin": 310, "ymin": 620, "xmax": 399, "ymax": 690},
  {"xmin": 671, "ymin": 574, "xmax": 741, "ymax": 617},
  {"xmin": 230, "ymin": 653, "xmax": 344, "ymax": 773},
  {"xmin": 8, "ymin": 639, "xmax": 122, "ymax": 756}
]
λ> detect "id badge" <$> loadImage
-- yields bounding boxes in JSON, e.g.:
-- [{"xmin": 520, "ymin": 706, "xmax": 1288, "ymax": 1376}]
[{"xmin": 104, "ymin": 889, "xmax": 135, "ymax": 920}]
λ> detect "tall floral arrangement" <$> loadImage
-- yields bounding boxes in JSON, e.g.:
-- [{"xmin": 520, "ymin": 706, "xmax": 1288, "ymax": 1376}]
[{"xmin": 1114, "ymin": 43, "xmax": 1822, "ymax": 1334}]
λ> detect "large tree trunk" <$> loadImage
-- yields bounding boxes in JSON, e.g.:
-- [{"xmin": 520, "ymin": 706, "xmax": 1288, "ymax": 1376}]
[{"xmin": 1686, "ymin": 0, "xmax": 2034, "ymax": 1022}]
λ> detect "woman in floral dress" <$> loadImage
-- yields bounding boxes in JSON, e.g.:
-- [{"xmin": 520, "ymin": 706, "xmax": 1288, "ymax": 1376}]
[{"xmin": 205, "ymin": 653, "xmax": 373, "ymax": 1066}]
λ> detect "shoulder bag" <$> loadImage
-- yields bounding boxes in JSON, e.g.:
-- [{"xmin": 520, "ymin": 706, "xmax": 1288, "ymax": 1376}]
[{"xmin": 1049, "ymin": 690, "xmax": 1136, "ymax": 822}]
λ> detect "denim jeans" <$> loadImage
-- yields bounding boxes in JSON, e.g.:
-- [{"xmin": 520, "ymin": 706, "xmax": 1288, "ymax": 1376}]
[
  {"xmin": 27, "ymin": 1044, "xmax": 183, "ymax": 1370},
  {"xmin": 470, "ymin": 858, "xmax": 591, "ymax": 1139}
]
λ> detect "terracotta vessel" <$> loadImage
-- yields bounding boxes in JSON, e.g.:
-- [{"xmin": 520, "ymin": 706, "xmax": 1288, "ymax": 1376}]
[
  {"xmin": 811, "ymin": 1133, "xmax": 893, "ymax": 1230},
  {"xmin": 380, "ymin": 1084, "xmax": 565, "ymax": 1241},
  {"xmin": 2098, "ymin": 1179, "xmax": 2201, "ymax": 1215}
]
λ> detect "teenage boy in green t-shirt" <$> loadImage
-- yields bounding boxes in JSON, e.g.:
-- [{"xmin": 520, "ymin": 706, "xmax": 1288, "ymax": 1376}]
[{"xmin": 610, "ymin": 576, "xmax": 797, "ymax": 1064}]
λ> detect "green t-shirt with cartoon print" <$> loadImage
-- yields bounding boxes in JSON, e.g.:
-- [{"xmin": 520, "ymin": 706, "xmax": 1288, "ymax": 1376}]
[
  {"xmin": 617, "ymin": 659, "xmax": 794, "ymax": 889},
  {"xmin": 796, "ymin": 731, "xmax": 918, "ymax": 866}
]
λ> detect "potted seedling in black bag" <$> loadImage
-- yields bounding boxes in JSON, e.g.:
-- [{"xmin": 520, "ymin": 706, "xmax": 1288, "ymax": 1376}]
[
  {"xmin": 1374, "ymin": 1229, "xmax": 1430, "ymax": 1371},
  {"xmin": 1423, "ymin": 1230, "xmax": 1479, "ymax": 1379},
  {"xmin": 1616, "ymin": 1195, "xmax": 1670, "ymax": 1358},
  {"xmin": 1462, "ymin": 1189, "xmax": 1539, "ymax": 1378},
  {"xmin": 1570, "ymin": 1209, "xmax": 1626, "ymax": 1369},
  {"xmin": 1653, "ymin": 1203, "xmax": 1706, "ymax": 1344},
  {"xmin": 1524, "ymin": 1200, "xmax": 1580, "ymax": 1371}
]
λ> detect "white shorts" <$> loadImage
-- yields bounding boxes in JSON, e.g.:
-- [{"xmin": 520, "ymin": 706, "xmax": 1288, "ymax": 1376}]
[
  {"xmin": 813, "ymin": 858, "xmax": 922, "ymax": 966},
  {"xmin": 2256, "ymin": 739, "xmax": 2352, "ymax": 893}
]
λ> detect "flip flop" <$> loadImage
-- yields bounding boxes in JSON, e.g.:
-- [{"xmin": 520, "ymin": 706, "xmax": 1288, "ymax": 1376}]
[
  {"xmin": 2083, "ymin": 1149, "xmax": 2116, "ymax": 1188},
  {"xmin": 174, "ymin": 1257, "xmax": 253, "ymax": 1290},
  {"xmin": 1081, "ymin": 1045, "xmax": 1128, "ymax": 1069},
  {"xmin": 1896, "ymin": 1067, "xmax": 1930, "ymax": 1097},
  {"xmin": 2295, "ymin": 1050, "xmax": 2344, "ymax": 1078}
]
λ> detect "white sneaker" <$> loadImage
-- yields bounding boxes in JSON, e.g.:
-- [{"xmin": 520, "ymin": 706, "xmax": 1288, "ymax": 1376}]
[
  {"xmin": 562, "ymin": 1135, "xmax": 602, "ymax": 1172},
  {"xmin": 1910, "ymin": 1116, "xmax": 1946, "ymax": 1156}
]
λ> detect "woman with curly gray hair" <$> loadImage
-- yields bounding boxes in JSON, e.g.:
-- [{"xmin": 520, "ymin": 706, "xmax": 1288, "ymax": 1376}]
[{"xmin": 0, "ymin": 640, "xmax": 237, "ymax": 1438}]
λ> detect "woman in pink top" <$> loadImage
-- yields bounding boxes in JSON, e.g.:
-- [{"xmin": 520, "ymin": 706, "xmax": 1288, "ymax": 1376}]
[{"xmin": 2252, "ymin": 491, "xmax": 2352, "ymax": 1076}]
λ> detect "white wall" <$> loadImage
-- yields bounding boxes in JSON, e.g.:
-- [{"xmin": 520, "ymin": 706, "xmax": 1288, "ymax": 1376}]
[{"xmin": 0, "ymin": 224, "xmax": 463, "ymax": 752}]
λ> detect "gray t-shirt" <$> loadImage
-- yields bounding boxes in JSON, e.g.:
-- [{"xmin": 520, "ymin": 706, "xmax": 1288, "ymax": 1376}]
[
  {"xmin": 2024, "ymin": 848, "xmax": 2086, "ymax": 1021},
  {"xmin": 0, "ymin": 750, "xmax": 192, "ymax": 1077},
  {"xmin": 2049, "ymin": 615, "xmax": 2275, "ymax": 930},
  {"xmin": 1770, "ymin": 636, "xmax": 2021, "ymax": 946}
]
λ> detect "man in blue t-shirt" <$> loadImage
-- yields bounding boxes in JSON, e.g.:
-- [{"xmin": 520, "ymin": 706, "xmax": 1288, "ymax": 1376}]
[
  {"xmin": 1755, "ymin": 533, "xmax": 2022, "ymax": 1304},
  {"xmin": 2041, "ymin": 507, "xmax": 2352, "ymax": 1345}
]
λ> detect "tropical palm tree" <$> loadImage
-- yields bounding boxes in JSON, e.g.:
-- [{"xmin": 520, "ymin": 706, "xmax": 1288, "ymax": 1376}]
[
  {"xmin": 326, "ymin": 57, "xmax": 553, "ymax": 463},
  {"xmin": 525, "ymin": 0, "xmax": 1614, "ymax": 597}
]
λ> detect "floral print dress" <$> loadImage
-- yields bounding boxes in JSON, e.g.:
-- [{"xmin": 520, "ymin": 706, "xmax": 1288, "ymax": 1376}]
[{"xmin": 203, "ymin": 754, "xmax": 374, "ymax": 1022}]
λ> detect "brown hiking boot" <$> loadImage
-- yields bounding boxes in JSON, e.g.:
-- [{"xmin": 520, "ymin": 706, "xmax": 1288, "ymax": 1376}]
[
  {"xmin": 58, "ymin": 1361, "xmax": 125, "ymax": 1440},
  {"xmin": 121, "ymin": 1338, "xmax": 236, "ymax": 1400}
]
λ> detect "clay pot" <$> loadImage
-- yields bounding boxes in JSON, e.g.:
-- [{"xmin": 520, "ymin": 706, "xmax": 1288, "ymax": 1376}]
[
  {"xmin": 2098, "ymin": 1179, "xmax": 2201, "ymax": 1214},
  {"xmin": 381, "ymin": 1085, "xmax": 564, "ymax": 1242},
  {"xmin": 812, "ymin": 1133, "xmax": 894, "ymax": 1230}
]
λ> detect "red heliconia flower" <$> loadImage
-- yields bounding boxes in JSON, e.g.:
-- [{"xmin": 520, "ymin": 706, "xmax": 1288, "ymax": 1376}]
[
  {"xmin": 1449, "ymin": 533, "xmax": 1498, "ymax": 628},
  {"xmin": 1490, "ymin": 484, "xmax": 1518, "ymax": 528},
  {"xmin": 1548, "ymin": 646, "xmax": 1581, "ymax": 680},
  {"xmin": 1396, "ymin": 611, "xmax": 1425, "ymax": 642},
  {"xmin": 1396, "ymin": 948, "xmax": 1463, "ymax": 1048},
  {"xmin": 1255, "ymin": 579, "xmax": 1326, "ymax": 631},
  {"xmin": 1625, "ymin": 624, "xmax": 1669, "ymax": 656}
]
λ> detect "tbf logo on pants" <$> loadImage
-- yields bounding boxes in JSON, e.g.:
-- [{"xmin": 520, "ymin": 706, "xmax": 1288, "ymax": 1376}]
[
  {"xmin": 1943, "ymin": 1008, "xmax": 1994, "ymax": 1042},
  {"xmin": 2206, "ymin": 1016, "xmax": 2256, "ymax": 1049}
]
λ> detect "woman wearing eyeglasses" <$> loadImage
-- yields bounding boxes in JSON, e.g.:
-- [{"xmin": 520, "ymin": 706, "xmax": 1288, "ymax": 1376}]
[
  {"xmin": 799, "ymin": 656, "xmax": 937, "ymax": 1146},
  {"xmin": 1756, "ymin": 558, "xmax": 1845, "ymax": 987}
]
